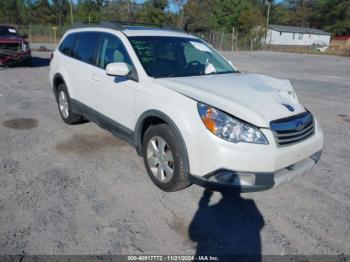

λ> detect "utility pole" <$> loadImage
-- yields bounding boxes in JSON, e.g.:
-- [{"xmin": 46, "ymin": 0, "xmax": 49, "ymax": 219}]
[
  {"xmin": 265, "ymin": 0, "xmax": 271, "ymax": 50},
  {"xmin": 70, "ymin": 0, "xmax": 74, "ymax": 25},
  {"xmin": 52, "ymin": 26, "xmax": 58, "ymax": 45},
  {"xmin": 231, "ymin": 27, "xmax": 235, "ymax": 52}
]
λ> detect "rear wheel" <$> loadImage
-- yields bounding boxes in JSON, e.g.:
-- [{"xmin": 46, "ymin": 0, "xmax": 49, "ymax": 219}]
[
  {"xmin": 56, "ymin": 83, "xmax": 84, "ymax": 125},
  {"xmin": 143, "ymin": 124, "xmax": 191, "ymax": 192}
]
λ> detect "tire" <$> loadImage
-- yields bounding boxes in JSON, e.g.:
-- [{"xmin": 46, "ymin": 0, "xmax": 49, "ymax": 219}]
[
  {"xmin": 56, "ymin": 83, "xmax": 85, "ymax": 125},
  {"xmin": 143, "ymin": 123, "xmax": 191, "ymax": 192}
]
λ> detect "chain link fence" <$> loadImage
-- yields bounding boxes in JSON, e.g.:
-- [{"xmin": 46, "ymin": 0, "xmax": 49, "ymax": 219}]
[
  {"xmin": 15, "ymin": 24, "xmax": 349, "ymax": 56},
  {"xmin": 12, "ymin": 25, "xmax": 265, "ymax": 51},
  {"xmin": 192, "ymin": 32, "xmax": 265, "ymax": 51},
  {"xmin": 15, "ymin": 25, "xmax": 69, "ymax": 45}
]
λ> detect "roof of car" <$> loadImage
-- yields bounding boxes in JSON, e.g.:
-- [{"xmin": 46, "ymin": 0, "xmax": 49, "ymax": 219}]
[
  {"xmin": 69, "ymin": 21, "xmax": 195, "ymax": 38},
  {"xmin": 122, "ymin": 28, "xmax": 194, "ymax": 38}
]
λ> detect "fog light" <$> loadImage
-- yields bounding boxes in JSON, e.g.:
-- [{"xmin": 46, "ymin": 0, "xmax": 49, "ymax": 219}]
[{"xmin": 209, "ymin": 172, "xmax": 256, "ymax": 186}]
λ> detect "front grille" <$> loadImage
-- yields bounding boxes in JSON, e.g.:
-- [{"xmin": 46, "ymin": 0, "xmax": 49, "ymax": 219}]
[
  {"xmin": 0, "ymin": 43, "xmax": 21, "ymax": 59},
  {"xmin": 270, "ymin": 112, "xmax": 315, "ymax": 146}
]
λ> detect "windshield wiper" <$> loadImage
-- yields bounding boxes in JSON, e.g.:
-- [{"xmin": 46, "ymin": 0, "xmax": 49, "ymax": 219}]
[{"xmin": 205, "ymin": 71, "xmax": 236, "ymax": 76}]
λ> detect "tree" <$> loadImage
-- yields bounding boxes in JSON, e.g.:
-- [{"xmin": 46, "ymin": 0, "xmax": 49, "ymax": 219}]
[
  {"xmin": 170, "ymin": 0, "xmax": 186, "ymax": 27},
  {"xmin": 0, "ymin": 0, "xmax": 348, "ymax": 36},
  {"xmin": 311, "ymin": 0, "xmax": 350, "ymax": 35},
  {"xmin": 208, "ymin": 0, "xmax": 266, "ymax": 33},
  {"xmin": 239, "ymin": 5, "xmax": 265, "ymax": 35},
  {"xmin": 271, "ymin": 0, "xmax": 350, "ymax": 35},
  {"xmin": 269, "ymin": 3, "xmax": 293, "ymax": 25},
  {"xmin": 75, "ymin": 0, "xmax": 106, "ymax": 23},
  {"xmin": 32, "ymin": 0, "xmax": 55, "ymax": 24},
  {"xmin": 52, "ymin": 0, "xmax": 70, "ymax": 26},
  {"xmin": 101, "ymin": 0, "xmax": 140, "ymax": 22},
  {"xmin": 136, "ymin": 0, "xmax": 168, "ymax": 25},
  {"xmin": 0, "ymin": 0, "xmax": 27, "ymax": 24},
  {"xmin": 182, "ymin": 0, "xmax": 214, "ymax": 32}
]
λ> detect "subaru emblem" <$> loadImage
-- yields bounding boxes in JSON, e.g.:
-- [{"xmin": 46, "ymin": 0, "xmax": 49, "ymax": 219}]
[
  {"xmin": 296, "ymin": 120, "xmax": 304, "ymax": 130},
  {"xmin": 282, "ymin": 103, "xmax": 295, "ymax": 112}
]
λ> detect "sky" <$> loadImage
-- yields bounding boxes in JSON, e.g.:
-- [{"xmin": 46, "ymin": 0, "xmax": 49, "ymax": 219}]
[{"xmin": 134, "ymin": 0, "xmax": 181, "ymax": 12}]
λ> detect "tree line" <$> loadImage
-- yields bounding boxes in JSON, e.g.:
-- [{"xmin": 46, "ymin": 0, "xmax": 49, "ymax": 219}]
[{"xmin": 0, "ymin": 0, "xmax": 349, "ymax": 36}]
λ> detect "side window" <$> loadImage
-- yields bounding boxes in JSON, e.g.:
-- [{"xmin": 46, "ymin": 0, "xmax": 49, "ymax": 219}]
[
  {"xmin": 75, "ymin": 32, "xmax": 100, "ymax": 65},
  {"xmin": 97, "ymin": 34, "xmax": 132, "ymax": 69},
  {"xmin": 59, "ymin": 33, "xmax": 77, "ymax": 57}
]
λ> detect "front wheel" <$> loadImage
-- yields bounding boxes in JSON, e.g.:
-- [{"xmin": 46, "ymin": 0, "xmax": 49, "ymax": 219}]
[{"xmin": 143, "ymin": 124, "xmax": 191, "ymax": 192}]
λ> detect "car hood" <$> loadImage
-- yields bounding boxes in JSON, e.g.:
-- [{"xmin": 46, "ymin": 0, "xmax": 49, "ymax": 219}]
[{"xmin": 155, "ymin": 73, "xmax": 305, "ymax": 128}]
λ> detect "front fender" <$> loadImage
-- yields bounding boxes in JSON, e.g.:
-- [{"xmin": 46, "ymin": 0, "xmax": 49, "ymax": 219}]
[
  {"xmin": 133, "ymin": 87, "xmax": 206, "ymax": 175},
  {"xmin": 134, "ymin": 109, "xmax": 191, "ymax": 174}
]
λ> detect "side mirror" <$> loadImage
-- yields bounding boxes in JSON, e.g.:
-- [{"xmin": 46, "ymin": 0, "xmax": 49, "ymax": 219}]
[
  {"xmin": 106, "ymin": 62, "xmax": 130, "ymax": 77},
  {"xmin": 22, "ymin": 34, "xmax": 28, "ymax": 39}
]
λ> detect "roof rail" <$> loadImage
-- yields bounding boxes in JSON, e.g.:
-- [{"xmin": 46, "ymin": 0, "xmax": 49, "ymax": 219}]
[
  {"xmin": 70, "ymin": 21, "xmax": 122, "ymax": 30},
  {"xmin": 69, "ymin": 20, "xmax": 184, "ymax": 32}
]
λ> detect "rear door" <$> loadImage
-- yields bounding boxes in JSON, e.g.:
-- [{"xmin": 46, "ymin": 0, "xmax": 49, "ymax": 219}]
[
  {"xmin": 89, "ymin": 33, "xmax": 139, "ymax": 130},
  {"xmin": 69, "ymin": 31, "xmax": 101, "ymax": 106},
  {"xmin": 55, "ymin": 33, "xmax": 78, "ymax": 96}
]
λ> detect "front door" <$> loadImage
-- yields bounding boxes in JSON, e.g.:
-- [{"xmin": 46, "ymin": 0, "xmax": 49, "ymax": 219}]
[{"xmin": 90, "ymin": 33, "xmax": 138, "ymax": 130}]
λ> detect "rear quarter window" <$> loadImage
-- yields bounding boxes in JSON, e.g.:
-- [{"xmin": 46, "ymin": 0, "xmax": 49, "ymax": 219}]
[
  {"xmin": 59, "ymin": 33, "xmax": 77, "ymax": 57},
  {"xmin": 75, "ymin": 32, "xmax": 101, "ymax": 65}
]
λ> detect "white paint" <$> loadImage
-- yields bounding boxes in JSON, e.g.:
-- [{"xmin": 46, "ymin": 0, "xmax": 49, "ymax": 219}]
[
  {"xmin": 50, "ymin": 27, "xmax": 324, "ymax": 180},
  {"xmin": 205, "ymin": 63, "xmax": 216, "ymax": 74},
  {"xmin": 155, "ymin": 73, "xmax": 304, "ymax": 127},
  {"xmin": 106, "ymin": 62, "xmax": 130, "ymax": 76}
]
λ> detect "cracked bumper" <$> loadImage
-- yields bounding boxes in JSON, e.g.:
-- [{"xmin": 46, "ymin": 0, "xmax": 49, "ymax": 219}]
[{"xmin": 190, "ymin": 150, "xmax": 322, "ymax": 193}]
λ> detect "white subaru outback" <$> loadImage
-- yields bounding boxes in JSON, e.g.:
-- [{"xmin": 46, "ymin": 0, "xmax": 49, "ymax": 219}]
[{"xmin": 49, "ymin": 22, "xmax": 323, "ymax": 192}]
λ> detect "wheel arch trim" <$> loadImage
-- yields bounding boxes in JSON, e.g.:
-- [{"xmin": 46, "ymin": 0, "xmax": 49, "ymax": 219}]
[
  {"xmin": 134, "ymin": 110, "xmax": 190, "ymax": 174},
  {"xmin": 53, "ymin": 73, "xmax": 66, "ymax": 94}
]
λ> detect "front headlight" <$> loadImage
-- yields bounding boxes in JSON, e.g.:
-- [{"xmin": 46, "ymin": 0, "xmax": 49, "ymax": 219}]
[
  {"xmin": 197, "ymin": 103, "xmax": 268, "ymax": 145},
  {"xmin": 22, "ymin": 43, "xmax": 30, "ymax": 52}
]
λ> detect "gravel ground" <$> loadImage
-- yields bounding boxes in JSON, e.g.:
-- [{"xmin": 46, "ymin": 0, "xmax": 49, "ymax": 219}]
[{"xmin": 0, "ymin": 51, "xmax": 349, "ymax": 256}]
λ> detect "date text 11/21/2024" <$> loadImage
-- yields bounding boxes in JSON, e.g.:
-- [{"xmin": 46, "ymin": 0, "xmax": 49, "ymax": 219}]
[{"xmin": 127, "ymin": 255, "xmax": 220, "ymax": 261}]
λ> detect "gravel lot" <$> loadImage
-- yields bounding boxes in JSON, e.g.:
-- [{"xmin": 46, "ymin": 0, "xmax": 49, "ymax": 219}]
[{"xmin": 0, "ymin": 51, "xmax": 349, "ymax": 256}]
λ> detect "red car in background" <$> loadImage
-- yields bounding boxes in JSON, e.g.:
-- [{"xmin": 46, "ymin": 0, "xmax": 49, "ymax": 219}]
[{"xmin": 0, "ymin": 25, "xmax": 32, "ymax": 67}]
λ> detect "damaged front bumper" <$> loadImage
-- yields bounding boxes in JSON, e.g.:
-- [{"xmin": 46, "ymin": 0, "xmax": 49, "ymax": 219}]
[
  {"xmin": 0, "ymin": 43, "xmax": 31, "ymax": 66},
  {"xmin": 190, "ymin": 150, "xmax": 322, "ymax": 193}
]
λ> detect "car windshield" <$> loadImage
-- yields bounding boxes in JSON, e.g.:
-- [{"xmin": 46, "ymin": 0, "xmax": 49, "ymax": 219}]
[
  {"xmin": 0, "ymin": 26, "xmax": 18, "ymax": 36},
  {"xmin": 128, "ymin": 36, "xmax": 237, "ymax": 78}
]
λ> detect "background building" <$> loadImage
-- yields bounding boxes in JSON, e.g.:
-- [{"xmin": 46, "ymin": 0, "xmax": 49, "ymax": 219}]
[{"xmin": 266, "ymin": 24, "xmax": 331, "ymax": 47}]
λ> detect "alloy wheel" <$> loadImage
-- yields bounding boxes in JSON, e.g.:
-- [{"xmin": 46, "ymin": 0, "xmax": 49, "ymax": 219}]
[
  {"xmin": 146, "ymin": 136, "xmax": 174, "ymax": 183},
  {"xmin": 58, "ymin": 90, "xmax": 69, "ymax": 119}
]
